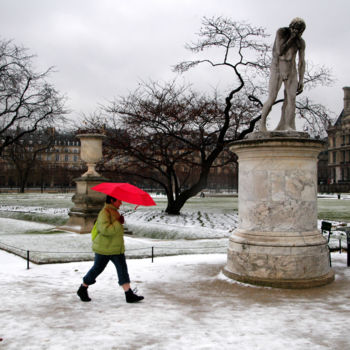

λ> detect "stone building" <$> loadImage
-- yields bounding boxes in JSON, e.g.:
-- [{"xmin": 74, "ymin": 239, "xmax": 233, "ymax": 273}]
[
  {"xmin": 326, "ymin": 87, "xmax": 350, "ymax": 190},
  {"xmin": 0, "ymin": 129, "xmax": 83, "ymax": 189}
]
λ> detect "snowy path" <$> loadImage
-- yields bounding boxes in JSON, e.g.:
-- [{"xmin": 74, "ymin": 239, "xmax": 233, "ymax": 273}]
[{"xmin": 1, "ymin": 250, "xmax": 350, "ymax": 350}]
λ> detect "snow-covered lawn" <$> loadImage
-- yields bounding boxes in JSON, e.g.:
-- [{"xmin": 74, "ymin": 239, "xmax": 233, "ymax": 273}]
[
  {"xmin": 0, "ymin": 192, "xmax": 349, "ymax": 262},
  {"xmin": 1, "ymin": 250, "xmax": 350, "ymax": 350}
]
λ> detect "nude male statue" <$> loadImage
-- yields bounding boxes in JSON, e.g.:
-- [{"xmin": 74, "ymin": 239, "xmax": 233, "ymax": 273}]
[{"xmin": 260, "ymin": 18, "xmax": 306, "ymax": 131}]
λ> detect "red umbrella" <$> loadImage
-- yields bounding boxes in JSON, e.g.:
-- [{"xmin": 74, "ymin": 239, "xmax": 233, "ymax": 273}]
[{"xmin": 91, "ymin": 182, "xmax": 156, "ymax": 207}]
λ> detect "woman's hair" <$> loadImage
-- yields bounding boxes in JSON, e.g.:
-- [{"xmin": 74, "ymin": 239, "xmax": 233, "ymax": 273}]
[{"xmin": 106, "ymin": 195, "xmax": 117, "ymax": 203}]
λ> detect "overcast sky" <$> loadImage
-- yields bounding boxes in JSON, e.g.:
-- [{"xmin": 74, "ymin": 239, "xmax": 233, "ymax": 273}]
[{"xmin": 0, "ymin": 0, "xmax": 349, "ymax": 128}]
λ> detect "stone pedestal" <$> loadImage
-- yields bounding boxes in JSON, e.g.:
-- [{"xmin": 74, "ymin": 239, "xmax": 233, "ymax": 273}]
[
  {"xmin": 59, "ymin": 176, "xmax": 108, "ymax": 233},
  {"xmin": 223, "ymin": 134, "xmax": 334, "ymax": 288}
]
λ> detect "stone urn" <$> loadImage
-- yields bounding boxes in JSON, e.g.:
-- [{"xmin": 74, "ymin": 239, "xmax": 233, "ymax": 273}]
[
  {"xmin": 58, "ymin": 132, "xmax": 108, "ymax": 233},
  {"xmin": 78, "ymin": 133, "xmax": 105, "ymax": 177}
]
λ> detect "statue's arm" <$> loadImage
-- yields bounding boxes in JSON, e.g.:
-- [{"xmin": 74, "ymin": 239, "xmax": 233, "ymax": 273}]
[
  {"xmin": 274, "ymin": 29, "xmax": 285, "ymax": 56},
  {"xmin": 279, "ymin": 29, "xmax": 295, "ymax": 57},
  {"xmin": 297, "ymin": 40, "xmax": 306, "ymax": 93}
]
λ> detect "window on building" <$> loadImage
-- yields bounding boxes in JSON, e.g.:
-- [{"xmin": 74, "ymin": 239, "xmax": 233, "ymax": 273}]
[
  {"xmin": 47, "ymin": 155, "xmax": 51, "ymax": 161},
  {"xmin": 342, "ymin": 151, "xmax": 346, "ymax": 163},
  {"xmin": 55, "ymin": 154, "xmax": 60, "ymax": 161},
  {"xmin": 65, "ymin": 155, "xmax": 69, "ymax": 162},
  {"xmin": 73, "ymin": 155, "xmax": 78, "ymax": 162},
  {"xmin": 333, "ymin": 152, "xmax": 337, "ymax": 163},
  {"xmin": 333, "ymin": 137, "xmax": 336, "ymax": 147}
]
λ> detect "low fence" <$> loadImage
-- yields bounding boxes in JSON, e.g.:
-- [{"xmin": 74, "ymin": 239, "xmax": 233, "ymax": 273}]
[
  {"xmin": 0, "ymin": 241, "xmax": 229, "ymax": 269},
  {"xmin": 1, "ymin": 239, "xmax": 349, "ymax": 270}
]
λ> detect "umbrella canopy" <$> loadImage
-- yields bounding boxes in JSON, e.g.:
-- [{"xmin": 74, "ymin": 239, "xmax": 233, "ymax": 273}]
[{"xmin": 91, "ymin": 182, "xmax": 156, "ymax": 206}]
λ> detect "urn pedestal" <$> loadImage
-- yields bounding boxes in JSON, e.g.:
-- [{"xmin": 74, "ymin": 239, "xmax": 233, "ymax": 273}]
[{"xmin": 223, "ymin": 134, "xmax": 334, "ymax": 288}]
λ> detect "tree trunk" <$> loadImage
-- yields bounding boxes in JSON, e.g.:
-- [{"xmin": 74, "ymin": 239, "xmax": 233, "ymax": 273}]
[
  {"xmin": 165, "ymin": 200, "xmax": 185, "ymax": 215},
  {"xmin": 165, "ymin": 169, "xmax": 209, "ymax": 215}
]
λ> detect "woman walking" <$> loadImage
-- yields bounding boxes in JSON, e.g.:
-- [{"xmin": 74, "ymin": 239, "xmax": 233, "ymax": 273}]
[{"xmin": 77, "ymin": 195, "xmax": 144, "ymax": 303}]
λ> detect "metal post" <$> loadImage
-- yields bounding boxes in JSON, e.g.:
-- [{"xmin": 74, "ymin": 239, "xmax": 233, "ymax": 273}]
[
  {"xmin": 339, "ymin": 239, "xmax": 342, "ymax": 253},
  {"xmin": 151, "ymin": 247, "xmax": 154, "ymax": 263},
  {"xmin": 27, "ymin": 250, "xmax": 30, "ymax": 269},
  {"xmin": 347, "ymin": 232, "xmax": 350, "ymax": 267}
]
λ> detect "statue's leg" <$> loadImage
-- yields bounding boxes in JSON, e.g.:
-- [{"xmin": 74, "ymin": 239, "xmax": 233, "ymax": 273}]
[
  {"xmin": 260, "ymin": 72, "xmax": 282, "ymax": 131},
  {"xmin": 275, "ymin": 88, "xmax": 288, "ymax": 130},
  {"xmin": 283, "ymin": 73, "xmax": 298, "ymax": 130}
]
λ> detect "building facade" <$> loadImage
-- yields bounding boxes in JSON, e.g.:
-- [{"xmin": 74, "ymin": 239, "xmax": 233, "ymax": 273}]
[
  {"xmin": 0, "ymin": 129, "xmax": 238, "ymax": 191},
  {"xmin": 327, "ymin": 87, "xmax": 350, "ymax": 187},
  {"xmin": 0, "ymin": 129, "xmax": 84, "ymax": 189}
]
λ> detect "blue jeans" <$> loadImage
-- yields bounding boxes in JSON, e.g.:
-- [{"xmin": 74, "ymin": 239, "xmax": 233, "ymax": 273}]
[{"xmin": 83, "ymin": 253, "xmax": 130, "ymax": 286}]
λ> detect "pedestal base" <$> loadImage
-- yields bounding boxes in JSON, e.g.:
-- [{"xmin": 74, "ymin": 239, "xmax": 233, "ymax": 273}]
[
  {"xmin": 223, "ymin": 268, "xmax": 335, "ymax": 289},
  {"xmin": 58, "ymin": 176, "xmax": 107, "ymax": 234},
  {"xmin": 59, "ymin": 212, "xmax": 98, "ymax": 234},
  {"xmin": 224, "ymin": 136, "xmax": 334, "ymax": 288},
  {"xmin": 224, "ymin": 228, "xmax": 334, "ymax": 288}
]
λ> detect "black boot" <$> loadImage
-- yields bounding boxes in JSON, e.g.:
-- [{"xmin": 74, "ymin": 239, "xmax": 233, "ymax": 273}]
[
  {"xmin": 125, "ymin": 288, "xmax": 144, "ymax": 303},
  {"xmin": 77, "ymin": 284, "xmax": 91, "ymax": 302}
]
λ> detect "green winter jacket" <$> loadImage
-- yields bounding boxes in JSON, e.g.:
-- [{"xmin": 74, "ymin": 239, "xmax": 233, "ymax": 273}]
[{"xmin": 92, "ymin": 204, "xmax": 125, "ymax": 255}]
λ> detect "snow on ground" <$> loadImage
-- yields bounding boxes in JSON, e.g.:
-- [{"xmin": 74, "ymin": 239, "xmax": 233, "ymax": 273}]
[
  {"xmin": 1, "ymin": 194, "xmax": 350, "ymax": 348},
  {"xmin": 124, "ymin": 209, "xmax": 238, "ymax": 239},
  {"xmin": 0, "ymin": 196, "xmax": 239, "ymax": 263},
  {"xmin": 0, "ymin": 227, "xmax": 228, "ymax": 264},
  {"xmin": 0, "ymin": 217, "xmax": 54, "ymax": 235},
  {"xmin": 1, "ymin": 250, "xmax": 350, "ymax": 350},
  {"xmin": 0, "ymin": 203, "xmax": 348, "ymax": 263},
  {"xmin": 0, "ymin": 205, "xmax": 69, "ymax": 216},
  {"xmin": 318, "ymin": 193, "xmax": 350, "ymax": 200},
  {"xmin": 0, "ymin": 202, "xmax": 238, "ymax": 240}
]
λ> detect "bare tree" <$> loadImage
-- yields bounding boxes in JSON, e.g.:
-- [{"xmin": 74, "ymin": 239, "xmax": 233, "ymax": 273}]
[
  {"xmin": 4, "ymin": 128, "xmax": 56, "ymax": 192},
  {"xmin": 0, "ymin": 39, "xmax": 67, "ymax": 156},
  {"xmin": 101, "ymin": 80, "xmax": 256, "ymax": 214}
]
